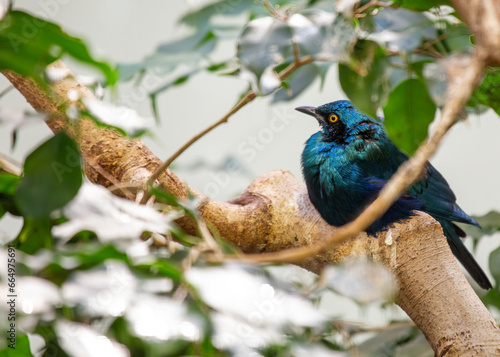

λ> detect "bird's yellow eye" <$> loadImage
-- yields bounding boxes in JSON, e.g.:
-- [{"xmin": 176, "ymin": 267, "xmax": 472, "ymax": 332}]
[{"xmin": 329, "ymin": 113, "xmax": 339, "ymax": 123}]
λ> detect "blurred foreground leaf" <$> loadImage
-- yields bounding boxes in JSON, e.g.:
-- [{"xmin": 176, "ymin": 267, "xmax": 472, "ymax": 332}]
[
  {"xmin": 5, "ymin": 334, "xmax": 34, "ymax": 357},
  {"xmin": 15, "ymin": 132, "xmax": 82, "ymax": 218},
  {"xmin": 323, "ymin": 258, "xmax": 396, "ymax": 304},
  {"xmin": 461, "ymin": 211, "xmax": 500, "ymax": 240},
  {"xmin": 468, "ymin": 69, "xmax": 500, "ymax": 116},
  {"xmin": 339, "ymin": 40, "xmax": 389, "ymax": 118},
  {"xmin": 357, "ymin": 325, "xmax": 421, "ymax": 357},
  {"xmin": 489, "ymin": 245, "xmax": 500, "ymax": 288},
  {"xmin": 0, "ymin": 11, "xmax": 117, "ymax": 84}
]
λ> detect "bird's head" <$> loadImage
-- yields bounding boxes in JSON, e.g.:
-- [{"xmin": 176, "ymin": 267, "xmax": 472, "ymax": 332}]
[{"xmin": 295, "ymin": 100, "xmax": 380, "ymax": 144}]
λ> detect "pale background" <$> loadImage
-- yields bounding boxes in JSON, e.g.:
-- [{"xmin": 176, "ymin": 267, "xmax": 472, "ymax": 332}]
[{"xmin": 1, "ymin": 0, "xmax": 500, "ymax": 326}]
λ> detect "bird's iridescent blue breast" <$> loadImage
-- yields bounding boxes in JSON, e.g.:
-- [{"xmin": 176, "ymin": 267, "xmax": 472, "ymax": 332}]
[{"xmin": 297, "ymin": 99, "xmax": 492, "ymax": 289}]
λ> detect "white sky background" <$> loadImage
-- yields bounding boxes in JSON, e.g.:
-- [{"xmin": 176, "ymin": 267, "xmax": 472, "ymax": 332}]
[{"xmin": 1, "ymin": 0, "xmax": 500, "ymax": 326}]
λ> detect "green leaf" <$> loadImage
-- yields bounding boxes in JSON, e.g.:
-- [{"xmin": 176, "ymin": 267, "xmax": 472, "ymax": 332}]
[
  {"xmin": 149, "ymin": 70, "xmax": 199, "ymax": 97},
  {"xmin": 0, "ymin": 204, "xmax": 5, "ymax": 219},
  {"xmin": 180, "ymin": 0, "xmax": 254, "ymax": 28},
  {"xmin": 0, "ymin": 172, "xmax": 20, "ymax": 195},
  {"xmin": 290, "ymin": 11, "xmax": 336, "ymax": 57},
  {"xmin": 442, "ymin": 23, "xmax": 474, "ymax": 53},
  {"xmin": 339, "ymin": 40, "xmax": 389, "ymax": 117},
  {"xmin": 370, "ymin": 8, "xmax": 437, "ymax": 53},
  {"xmin": 179, "ymin": 0, "xmax": 305, "ymax": 29},
  {"xmin": 15, "ymin": 132, "xmax": 83, "ymax": 218},
  {"xmin": 40, "ymin": 244, "xmax": 131, "ymax": 285},
  {"xmin": 482, "ymin": 287, "xmax": 500, "ymax": 311},
  {"xmin": 409, "ymin": 60, "xmax": 433, "ymax": 79},
  {"xmin": 357, "ymin": 325, "xmax": 419, "ymax": 357},
  {"xmin": 75, "ymin": 244, "xmax": 130, "ymax": 268},
  {"xmin": 207, "ymin": 62, "xmax": 229, "ymax": 72},
  {"xmin": 5, "ymin": 334, "xmax": 34, "ymax": 357},
  {"xmin": 273, "ymin": 63, "xmax": 319, "ymax": 102},
  {"xmin": 392, "ymin": 0, "xmax": 451, "ymax": 11},
  {"xmin": 461, "ymin": 211, "xmax": 500, "ymax": 240},
  {"xmin": 489, "ymin": 245, "xmax": 500, "ymax": 288},
  {"xmin": 260, "ymin": 67, "xmax": 281, "ymax": 96},
  {"xmin": 135, "ymin": 260, "xmax": 182, "ymax": 281},
  {"xmin": 383, "ymin": 78, "xmax": 436, "ymax": 155},
  {"xmin": 237, "ymin": 17, "xmax": 293, "ymax": 78},
  {"xmin": 117, "ymin": 30, "xmax": 216, "ymax": 83},
  {"xmin": 150, "ymin": 93, "xmax": 160, "ymax": 124},
  {"xmin": 0, "ymin": 172, "xmax": 21, "ymax": 216},
  {"xmin": 150, "ymin": 186, "xmax": 183, "ymax": 208},
  {"xmin": 156, "ymin": 30, "xmax": 216, "ymax": 56},
  {"xmin": 0, "ymin": 11, "xmax": 117, "ymax": 84},
  {"xmin": 14, "ymin": 217, "xmax": 53, "ymax": 254},
  {"xmin": 468, "ymin": 69, "xmax": 500, "ymax": 116}
]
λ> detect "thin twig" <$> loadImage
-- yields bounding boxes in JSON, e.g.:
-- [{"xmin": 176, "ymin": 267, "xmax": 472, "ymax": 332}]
[
  {"xmin": 292, "ymin": 40, "xmax": 301, "ymax": 63},
  {"xmin": 279, "ymin": 55, "xmax": 314, "ymax": 80},
  {"xmin": 354, "ymin": 0, "xmax": 393, "ymax": 18},
  {"xmin": 0, "ymin": 85, "xmax": 14, "ymax": 99},
  {"xmin": 421, "ymin": 33, "xmax": 449, "ymax": 51},
  {"xmin": 230, "ymin": 52, "xmax": 485, "ymax": 264},
  {"xmin": 0, "ymin": 154, "xmax": 21, "ymax": 176},
  {"xmin": 263, "ymin": 0, "xmax": 288, "ymax": 22},
  {"xmin": 181, "ymin": 217, "xmax": 224, "ymax": 270},
  {"xmin": 140, "ymin": 90, "xmax": 256, "ymax": 203},
  {"xmin": 141, "ymin": 55, "xmax": 314, "ymax": 204},
  {"xmin": 414, "ymin": 48, "xmax": 443, "ymax": 60},
  {"xmin": 197, "ymin": 220, "xmax": 224, "ymax": 262},
  {"xmin": 108, "ymin": 182, "xmax": 142, "ymax": 194}
]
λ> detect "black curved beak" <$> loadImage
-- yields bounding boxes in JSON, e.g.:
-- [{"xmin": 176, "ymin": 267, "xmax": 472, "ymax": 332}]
[{"xmin": 295, "ymin": 106, "xmax": 323, "ymax": 122}]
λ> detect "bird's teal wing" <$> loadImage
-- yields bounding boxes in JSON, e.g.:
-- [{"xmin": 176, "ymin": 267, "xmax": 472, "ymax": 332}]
[
  {"xmin": 353, "ymin": 135, "xmax": 479, "ymax": 228},
  {"xmin": 409, "ymin": 164, "xmax": 480, "ymax": 227}
]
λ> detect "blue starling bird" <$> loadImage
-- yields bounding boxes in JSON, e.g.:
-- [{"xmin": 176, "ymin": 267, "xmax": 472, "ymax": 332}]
[{"xmin": 297, "ymin": 100, "xmax": 492, "ymax": 290}]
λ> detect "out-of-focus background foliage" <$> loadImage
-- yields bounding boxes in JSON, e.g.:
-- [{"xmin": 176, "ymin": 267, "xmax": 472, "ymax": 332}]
[{"xmin": 1, "ymin": 0, "xmax": 500, "ymax": 356}]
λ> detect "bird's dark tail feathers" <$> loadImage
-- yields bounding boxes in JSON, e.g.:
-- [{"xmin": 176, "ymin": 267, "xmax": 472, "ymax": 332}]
[{"xmin": 441, "ymin": 221, "xmax": 493, "ymax": 290}]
